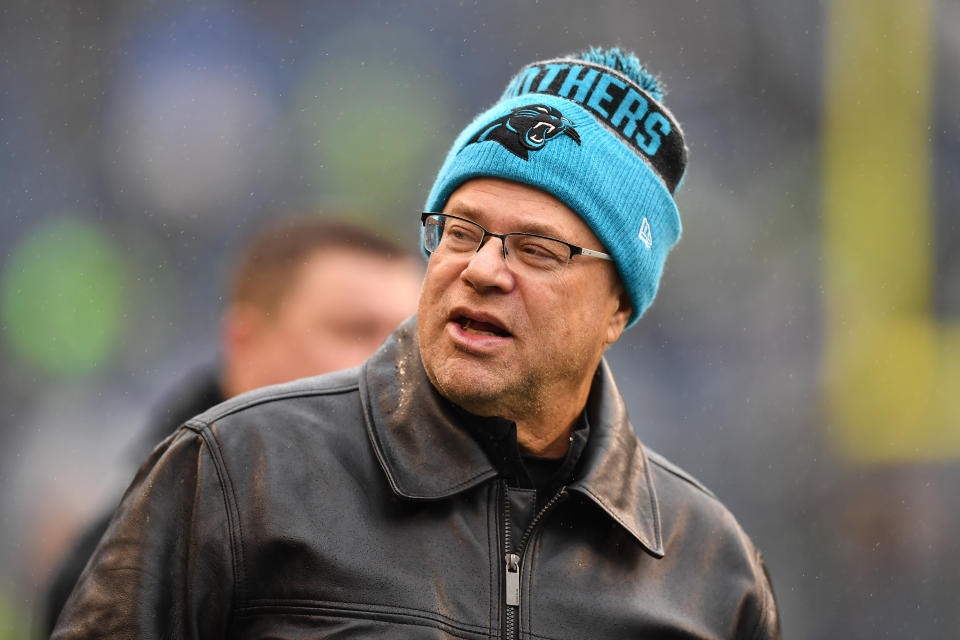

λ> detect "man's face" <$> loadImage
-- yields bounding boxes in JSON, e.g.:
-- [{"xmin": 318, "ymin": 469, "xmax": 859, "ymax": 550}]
[
  {"xmin": 417, "ymin": 177, "xmax": 631, "ymax": 423},
  {"xmin": 229, "ymin": 248, "xmax": 421, "ymax": 394}
]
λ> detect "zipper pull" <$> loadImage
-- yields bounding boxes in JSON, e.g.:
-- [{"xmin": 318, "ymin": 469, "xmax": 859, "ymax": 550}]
[{"xmin": 504, "ymin": 552, "xmax": 521, "ymax": 607}]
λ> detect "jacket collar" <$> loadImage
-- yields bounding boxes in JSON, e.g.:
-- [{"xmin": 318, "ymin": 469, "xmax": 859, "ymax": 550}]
[{"xmin": 360, "ymin": 317, "xmax": 664, "ymax": 558}]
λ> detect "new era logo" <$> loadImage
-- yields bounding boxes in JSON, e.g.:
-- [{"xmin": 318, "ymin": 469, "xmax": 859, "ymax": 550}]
[{"xmin": 638, "ymin": 217, "xmax": 653, "ymax": 249}]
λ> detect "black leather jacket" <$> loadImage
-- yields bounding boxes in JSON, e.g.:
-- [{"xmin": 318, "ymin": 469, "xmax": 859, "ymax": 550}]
[
  {"xmin": 43, "ymin": 366, "xmax": 225, "ymax": 636},
  {"xmin": 53, "ymin": 318, "xmax": 780, "ymax": 639}
]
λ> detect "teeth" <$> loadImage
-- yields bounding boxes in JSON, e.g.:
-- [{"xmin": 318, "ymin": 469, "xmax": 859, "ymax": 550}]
[
  {"xmin": 466, "ymin": 327, "xmax": 497, "ymax": 336},
  {"xmin": 460, "ymin": 318, "xmax": 498, "ymax": 337}
]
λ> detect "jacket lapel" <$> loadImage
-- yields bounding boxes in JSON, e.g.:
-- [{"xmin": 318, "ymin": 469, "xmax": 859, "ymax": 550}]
[
  {"xmin": 568, "ymin": 361, "xmax": 664, "ymax": 558},
  {"xmin": 360, "ymin": 316, "xmax": 498, "ymax": 500}
]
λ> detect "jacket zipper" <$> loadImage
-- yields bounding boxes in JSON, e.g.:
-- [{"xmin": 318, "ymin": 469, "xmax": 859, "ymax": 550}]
[{"xmin": 502, "ymin": 480, "xmax": 567, "ymax": 640}]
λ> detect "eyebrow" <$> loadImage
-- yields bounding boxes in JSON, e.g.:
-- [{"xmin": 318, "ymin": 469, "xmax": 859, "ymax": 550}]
[{"xmin": 443, "ymin": 202, "xmax": 566, "ymax": 239}]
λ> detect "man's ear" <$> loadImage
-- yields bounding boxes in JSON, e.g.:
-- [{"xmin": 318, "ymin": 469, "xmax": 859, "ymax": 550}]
[
  {"xmin": 605, "ymin": 285, "xmax": 633, "ymax": 345},
  {"xmin": 222, "ymin": 304, "xmax": 262, "ymax": 360}
]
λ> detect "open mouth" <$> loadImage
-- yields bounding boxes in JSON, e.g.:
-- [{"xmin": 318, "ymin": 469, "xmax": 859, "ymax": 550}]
[{"xmin": 456, "ymin": 315, "xmax": 511, "ymax": 338}]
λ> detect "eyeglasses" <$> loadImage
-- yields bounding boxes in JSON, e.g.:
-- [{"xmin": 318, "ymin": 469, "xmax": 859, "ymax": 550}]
[{"xmin": 421, "ymin": 212, "xmax": 612, "ymax": 273}]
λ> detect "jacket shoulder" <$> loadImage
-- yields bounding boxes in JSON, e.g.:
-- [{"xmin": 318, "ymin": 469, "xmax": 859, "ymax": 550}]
[
  {"xmin": 642, "ymin": 446, "xmax": 753, "ymax": 548},
  {"xmin": 644, "ymin": 447, "xmax": 716, "ymax": 501},
  {"xmin": 184, "ymin": 366, "xmax": 362, "ymax": 429},
  {"xmin": 643, "ymin": 446, "xmax": 780, "ymax": 636}
]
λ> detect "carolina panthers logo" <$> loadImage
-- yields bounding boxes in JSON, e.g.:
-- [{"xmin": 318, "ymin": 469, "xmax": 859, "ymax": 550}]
[{"xmin": 467, "ymin": 104, "xmax": 581, "ymax": 160}]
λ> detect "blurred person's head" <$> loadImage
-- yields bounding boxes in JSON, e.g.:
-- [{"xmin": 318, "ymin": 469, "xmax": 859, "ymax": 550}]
[{"xmin": 221, "ymin": 218, "xmax": 422, "ymax": 396}]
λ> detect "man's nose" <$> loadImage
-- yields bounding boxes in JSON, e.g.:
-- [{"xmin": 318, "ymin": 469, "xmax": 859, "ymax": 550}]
[
  {"xmin": 460, "ymin": 235, "xmax": 515, "ymax": 291},
  {"xmin": 477, "ymin": 234, "xmax": 508, "ymax": 259}
]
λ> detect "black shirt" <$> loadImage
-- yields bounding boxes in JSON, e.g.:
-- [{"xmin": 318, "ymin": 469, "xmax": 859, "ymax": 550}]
[{"xmin": 454, "ymin": 404, "xmax": 590, "ymax": 501}]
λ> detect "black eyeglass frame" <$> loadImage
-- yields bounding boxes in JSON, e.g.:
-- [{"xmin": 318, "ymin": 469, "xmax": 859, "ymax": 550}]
[{"xmin": 420, "ymin": 212, "xmax": 613, "ymax": 264}]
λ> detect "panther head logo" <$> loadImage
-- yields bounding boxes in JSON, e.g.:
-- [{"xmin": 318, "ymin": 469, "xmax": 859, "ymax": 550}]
[{"xmin": 467, "ymin": 104, "xmax": 581, "ymax": 160}]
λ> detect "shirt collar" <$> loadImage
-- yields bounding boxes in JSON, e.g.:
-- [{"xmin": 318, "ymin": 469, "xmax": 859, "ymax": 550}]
[
  {"xmin": 360, "ymin": 316, "xmax": 664, "ymax": 558},
  {"xmin": 456, "ymin": 404, "xmax": 589, "ymax": 491}
]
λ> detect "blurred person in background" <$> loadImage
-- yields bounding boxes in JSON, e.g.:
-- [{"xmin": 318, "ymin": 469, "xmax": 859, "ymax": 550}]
[
  {"xmin": 42, "ymin": 217, "xmax": 422, "ymax": 635},
  {"xmin": 52, "ymin": 48, "xmax": 779, "ymax": 639}
]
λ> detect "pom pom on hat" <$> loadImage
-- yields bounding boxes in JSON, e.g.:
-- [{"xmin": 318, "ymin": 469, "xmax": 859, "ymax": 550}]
[{"xmin": 577, "ymin": 46, "xmax": 664, "ymax": 101}]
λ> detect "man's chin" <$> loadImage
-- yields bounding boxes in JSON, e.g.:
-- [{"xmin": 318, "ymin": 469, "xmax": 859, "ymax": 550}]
[
  {"xmin": 446, "ymin": 389, "xmax": 503, "ymax": 415},
  {"xmin": 427, "ymin": 364, "xmax": 511, "ymax": 415}
]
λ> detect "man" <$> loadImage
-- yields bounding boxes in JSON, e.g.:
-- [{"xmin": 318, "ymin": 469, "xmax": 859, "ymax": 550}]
[
  {"xmin": 53, "ymin": 48, "xmax": 780, "ymax": 638},
  {"xmin": 43, "ymin": 217, "xmax": 422, "ymax": 634},
  {"xmin": 218, "ymin": 217, "xmax": 423, "ymax": 398}
]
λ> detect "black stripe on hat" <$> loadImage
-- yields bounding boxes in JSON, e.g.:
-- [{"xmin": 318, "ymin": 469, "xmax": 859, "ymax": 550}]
[{"xmin": 504, "ymin": 59, "xmax": 686, "ymax": 194}]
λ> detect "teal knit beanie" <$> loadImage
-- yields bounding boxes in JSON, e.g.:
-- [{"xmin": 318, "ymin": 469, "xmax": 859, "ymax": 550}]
[{"xmin": 424, "ymin": 47, "xmax": 687, "ymax": 327}]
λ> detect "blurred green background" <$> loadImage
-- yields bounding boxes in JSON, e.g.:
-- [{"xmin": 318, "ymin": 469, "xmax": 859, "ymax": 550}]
[{"xmin": 1, "ymin": 1, "xmax": 958, "ymax": 637}]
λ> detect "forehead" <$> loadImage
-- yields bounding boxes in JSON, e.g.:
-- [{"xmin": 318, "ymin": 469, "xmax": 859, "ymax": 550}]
[
  {"xmin": 284, "ymin": 249, "xmax": 420, "ymax": 302},
  {"xmin": 442, "ymin": 177, "xmax": 601, "ymax": 244}
]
